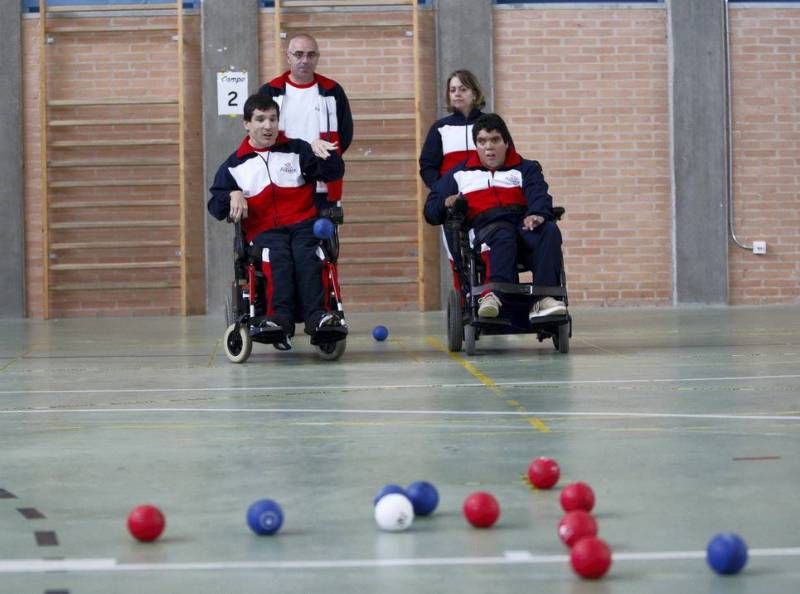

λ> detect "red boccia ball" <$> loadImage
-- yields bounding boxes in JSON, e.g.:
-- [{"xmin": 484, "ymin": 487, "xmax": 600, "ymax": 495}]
[
  {"xmin": 560, "ymin": 482, "xmax": 595, "ymax": 512},
  {"xmin": 570, "ymin": 536, "xmax": 612, "ymax": 579},
  {"xmin": 463, "ymin": 491, "xmax": 500, "ymax": 528},
  {"xmin": 527, "ymin": 457, "xmax": 560, "ymax": 489},
  {"xmin": 558, "ymin": 510, "xmax": 598, "ymax": 547},
  {"xmin": 127, "ymin": 504, "xmax": 166, "ymax": 542}
]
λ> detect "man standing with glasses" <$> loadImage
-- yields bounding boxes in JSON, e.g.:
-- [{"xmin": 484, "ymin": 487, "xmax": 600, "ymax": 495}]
[{"xmin": 258, "ymin": 33, "xmax": 353, "ymax": 205}]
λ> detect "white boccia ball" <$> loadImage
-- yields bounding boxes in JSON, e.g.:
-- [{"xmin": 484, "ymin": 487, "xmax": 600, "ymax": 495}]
[{"xmin": 374, "ymin": 493, "xmax": 415, "ymax": 531}]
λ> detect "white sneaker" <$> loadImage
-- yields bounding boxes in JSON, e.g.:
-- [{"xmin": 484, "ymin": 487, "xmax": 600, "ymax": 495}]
[
  {"xmin": 477, "ymin": 292, "xmax": 501, "ymax": 318},
  {"xmin": 529, "ymin": 296, "xmax": 567, "ymax": 319}
]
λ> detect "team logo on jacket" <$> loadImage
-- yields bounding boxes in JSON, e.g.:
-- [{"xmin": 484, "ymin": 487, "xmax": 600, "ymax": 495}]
[
  {"xmin": 279, "ymin": 162, "xmax": 298, "ymax": 175},
  {"xmin": 495, "ymin": 169, "xmax": 523, "ymax": 188}
]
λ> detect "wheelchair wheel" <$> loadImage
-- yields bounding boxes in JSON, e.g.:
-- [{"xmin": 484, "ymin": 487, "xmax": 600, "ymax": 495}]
[
  {"xmin": 317, "ymin": 338, "xmax": 346, "ymax": 361},
  {"xmin": 553, "ymin": 321, "xmax": 570, "ymax": 354},
  {"xmin": 224, "ymin": 323, "xmax": 252, "ymax": 363},
  {"xmin": 464, "ymin": 325, "xmax": 477, "ymax": 356},
  {"xmin": 446, "ymin": 289, "xmax": 463, "ymax": 353}
]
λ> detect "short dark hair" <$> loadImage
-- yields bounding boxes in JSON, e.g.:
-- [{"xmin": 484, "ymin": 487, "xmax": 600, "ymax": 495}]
[
  {"xmin": 472, "ymin": 113, "xmax": 513, "ymax": 145},
  {"xmin": 244, "ymin": 94, "xmax": 280, "ymax": 121},
  {"xmin": 445, "ymin": 69, "xmax": 487, "ymax": 112}
]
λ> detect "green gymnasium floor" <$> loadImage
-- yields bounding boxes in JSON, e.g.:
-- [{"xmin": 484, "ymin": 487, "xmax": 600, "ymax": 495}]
[{"xmin": 1, "ymin": 306, "xmax": 799, "ymax": 594}]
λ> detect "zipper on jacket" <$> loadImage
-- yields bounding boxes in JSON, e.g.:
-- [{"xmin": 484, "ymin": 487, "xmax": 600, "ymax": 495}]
[
  {"xmin": 258, "ymin": 151, "xmax": 278, "ymax": 227},
  {"xmin": 489, "ymin": 173, "xmax": 501, "ymax": 208}
]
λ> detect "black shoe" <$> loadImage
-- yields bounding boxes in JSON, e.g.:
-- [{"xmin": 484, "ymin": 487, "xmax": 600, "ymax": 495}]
[
  {"xmin": 251, "ymin": 319, "xmax": 292, "ymax": 350},
  {"xmin": 273, "ymin": 335, "xmax": 292, "ymax": 351},
  {"xmin": 317, "ymin": 312, "xmax": 343, "ymax": 330},
  {"xmin": 309, "ymin": 312, "xmax": 348, "ymax": 345},
  {"xmin": 250, "ymin": 319, "xmax": 281, "ymax": 338}
]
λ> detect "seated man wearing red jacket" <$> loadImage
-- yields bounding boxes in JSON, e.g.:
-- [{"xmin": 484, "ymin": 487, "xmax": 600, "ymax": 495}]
[
  {"xmin": 208, "ymin": 94, "xmax": 345, "ymax": 349},
  {"xmin": 424, "ymin": 113, "xmax": 566, "ymax": 320}
]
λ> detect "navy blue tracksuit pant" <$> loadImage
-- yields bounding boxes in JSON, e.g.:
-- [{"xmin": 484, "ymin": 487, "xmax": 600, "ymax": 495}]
[
  {"xmin": 252, "ymin": 219, "xmax": 326, "ymax": 335},
  {"xmin": 478, "ymin": 218, "xmax": 563, "ymax": 287}
]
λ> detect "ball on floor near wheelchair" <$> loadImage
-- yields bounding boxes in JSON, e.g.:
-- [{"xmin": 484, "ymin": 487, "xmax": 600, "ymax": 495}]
[
  {"xmin": 445, "ymin": 205, "xmax": 572, "ymax": 356},
  {"xmin": 222, "ymin": 218, "xmax": 347, "ymax": 363}
]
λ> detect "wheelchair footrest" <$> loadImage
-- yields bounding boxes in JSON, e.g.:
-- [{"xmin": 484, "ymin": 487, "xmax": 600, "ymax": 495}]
[
  {"xmin": 310, "ymin": 325, "xmax": 348, "ymax": 346},
  {"xmin": 249, "ymin": 320, "xmax": 289, "ymax": 344},
  {"xmin": 528, "ymin": 313, "xmax": 571, "ymax": 325},
  {"xmin": 472, "ymin": 316, "xmax": 514, "ymax": 329}
]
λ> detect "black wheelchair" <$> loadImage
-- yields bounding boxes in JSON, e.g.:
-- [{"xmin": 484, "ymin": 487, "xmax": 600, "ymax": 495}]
[
  {"xmin": 222, "ymin": 207, "xmax": 347, "ymax": 363},
  {"xmin": 445, "ymin": 201, "xmax": 572, "ymax": 356}
]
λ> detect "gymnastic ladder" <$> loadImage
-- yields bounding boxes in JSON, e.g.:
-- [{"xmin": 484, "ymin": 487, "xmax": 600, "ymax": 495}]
[{"xmin": 37, "ymin": 1, "xmax": 188, "ymax": 318}]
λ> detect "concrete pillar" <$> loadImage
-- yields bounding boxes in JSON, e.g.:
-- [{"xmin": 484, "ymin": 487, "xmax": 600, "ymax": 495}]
[
  {"xmin": 0, "ymin": 0, "xmax": 25, "ymax": 317},
  {"xmin": 435, "ymin": 0, "xmax": 494, "ymax": 113},
  {"xmin": 202, "ymin": 0, "xmax": 260, "ymax": 316},
  {"xmin": 667, "ymin": 0, "xmax": 729, "ymax": 304},
  {"xmin": 434, "ymin": 0, "xmax": 494, "ymax": 306}
]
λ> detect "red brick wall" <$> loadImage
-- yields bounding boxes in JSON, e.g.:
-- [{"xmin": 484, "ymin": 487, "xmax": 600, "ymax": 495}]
[
  {"xmin": 494, "ymin": 7, "xmax": 672, "ymax": 306},
  {"xmin": 728, "ymin": 9, "xmax": 800, "ymax": 304}
]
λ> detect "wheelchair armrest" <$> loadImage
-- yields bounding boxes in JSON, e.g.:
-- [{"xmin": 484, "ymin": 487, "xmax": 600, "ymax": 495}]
[
  {"xmin": 445, "ymin": 212, "xmax": 468, "ymax": 233},
  {"xmin": 445, "ymin": 194, "xmax": 469, "ymax": 231},
  {"xmin": 319, "ymin": 205, "xmax": 344, "ymax": 225},
  {"xmin": 232, "ymin": 221, "xmax": 248, "ymax": 261}
]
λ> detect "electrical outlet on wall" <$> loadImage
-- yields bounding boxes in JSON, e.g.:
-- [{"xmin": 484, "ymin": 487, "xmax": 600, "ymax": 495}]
[{"xmin": 752, "ymin": 241, "xmax": 767, "ymax": 255}]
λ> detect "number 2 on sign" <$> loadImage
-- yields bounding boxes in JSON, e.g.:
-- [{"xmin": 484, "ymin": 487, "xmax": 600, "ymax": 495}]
[{"xmin": 217, "ymin": 71, "xmax": 248, "ymax": 116}]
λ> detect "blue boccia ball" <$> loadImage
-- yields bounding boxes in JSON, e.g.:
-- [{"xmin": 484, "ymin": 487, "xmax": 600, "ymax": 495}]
[
  {"xmin": 707, "ymin": 533, "xmax": 748, "ymax": 575},
  {"xmin": 406, "ymin": 480, "xmax": 439, "ymax": 516},
  {"xmin": 372, "ymin": 325, "xmax": 389, "ymax": 342},
  {"xmin": 313, "ymin": 218, "xmax": 335, "ymax": 239},
  {"xmin": 374, "ymin": 484, "xmax": 406, "ymax": 506},
  {"xmin": 247, "ymin": 499, "xmax": 284, "ymax": 536}
]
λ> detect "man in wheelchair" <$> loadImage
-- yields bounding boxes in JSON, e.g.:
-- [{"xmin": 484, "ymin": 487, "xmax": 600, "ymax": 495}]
[
  {"xmin": 424, "ymin": 112, "xmax": 567, "ymax": 322},
  {"xmin": 208, "ymin": 94, "xmax": 346, "ymax": 351}
]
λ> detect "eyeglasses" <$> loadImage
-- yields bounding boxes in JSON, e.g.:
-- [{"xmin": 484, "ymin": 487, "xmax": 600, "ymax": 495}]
[{"xmin": 288, "ymin": 51, "xmax": 319, "ymax": 60}]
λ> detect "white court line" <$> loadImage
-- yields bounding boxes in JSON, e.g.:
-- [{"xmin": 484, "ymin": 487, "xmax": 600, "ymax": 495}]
[
  {"xmin": 2, "ymin": 548, "xmax": 800, "ymax": 574},
  {"xmin": 0, "ymin": 407, "xmax": 798, "ymax": 422},
  {"xmin": 1, "ymin": 373, "xmax": 800, "ymax": 396},
  {"xmin": 0, "ymin": 558, "xmax": 118, "ymax": 572}
]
